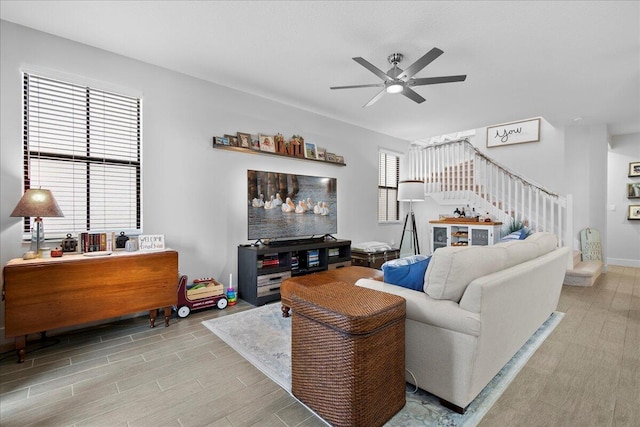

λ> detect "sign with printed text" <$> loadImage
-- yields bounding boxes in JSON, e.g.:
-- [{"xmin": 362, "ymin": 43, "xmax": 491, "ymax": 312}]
[
  {"xmin": 486, "ymin": 118, "xmax": 540, "ymax": 148},
  {"xmin": 138, "ymin": 234, "xmax": 165, "ymax": 251}
]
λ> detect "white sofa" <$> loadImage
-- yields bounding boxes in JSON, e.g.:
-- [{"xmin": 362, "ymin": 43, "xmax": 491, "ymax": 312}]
[{"xmin": 356, "ymin": 232, "xmax": 569, "ymax": 412}]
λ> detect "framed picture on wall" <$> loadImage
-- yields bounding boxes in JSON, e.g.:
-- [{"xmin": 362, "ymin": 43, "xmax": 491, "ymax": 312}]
[
  {"xmin": 486, "ymin": 118, "xmax": 540, "ymax": 148},
  {"xmin": 628, "ymin": 183, "xmax": 640, "ymax": 199},
  {"xmin": 629, "ymin": 161, "xmax": 640, "ymax": 177},
  {"xmin": 628, "ymin": 205, "xmax": 640, "ymax": 220}
]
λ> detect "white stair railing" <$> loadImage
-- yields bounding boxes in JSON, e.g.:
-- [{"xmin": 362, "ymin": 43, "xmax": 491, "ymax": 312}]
[{"xmin": 408, "ymin": 139, "xmax": 572, "ymax": 248}]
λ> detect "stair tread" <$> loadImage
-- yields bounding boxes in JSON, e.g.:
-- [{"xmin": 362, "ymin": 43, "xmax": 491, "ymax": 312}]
[{"xmin": 567, "ymin": 260, "xmax": 602, "ymax": 276}]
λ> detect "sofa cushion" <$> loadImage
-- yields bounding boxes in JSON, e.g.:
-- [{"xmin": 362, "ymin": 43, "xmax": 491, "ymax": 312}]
[
  {"xmin": 382, "ymin": 255, "xmax": 431, "ymax": 291},
  {"xmin": 356, "ymin": 278, "xmax": 481, "ymax": 336},
  {"xmin": 524, "ymin": 232, "xmax": 558, "ymax": 256},
  {"xmin": 424, "ymin": 246, "xmax": 509, "ymax": 302},
  {"xmin": 494, "ymin": 240, "xmax": 540, "ymax": 268}
]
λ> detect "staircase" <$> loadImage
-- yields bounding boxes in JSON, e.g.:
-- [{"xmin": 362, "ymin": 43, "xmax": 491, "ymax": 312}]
[
  {"xmin": 564, "ymin": 250, "xmax": 603, "ymax": 287},
  {"xmin": 409, "ymin": 140, "xmax": 598, "ymax": 278},
  {"xmin": 408, "ymin": 139, "xmax": 605, "ymax": 286},
  {"xmin": 408, "ymin": 139, "xmax": 572, "ymax": 246}
]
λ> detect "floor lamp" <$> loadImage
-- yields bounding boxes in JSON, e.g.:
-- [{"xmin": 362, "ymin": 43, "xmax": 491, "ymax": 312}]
[{"xmin": 398, "ymin": 180, "xmax": 425, "ymax": 256}]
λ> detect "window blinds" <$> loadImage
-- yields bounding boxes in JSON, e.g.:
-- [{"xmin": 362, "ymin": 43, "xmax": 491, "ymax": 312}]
[
  {"xmin": 378, "ymin": 150, "xmax": 399, "ymax": 222},
  {"xmin": 22, "ymin": 73, "xmax": 141, "ymax": 237}
]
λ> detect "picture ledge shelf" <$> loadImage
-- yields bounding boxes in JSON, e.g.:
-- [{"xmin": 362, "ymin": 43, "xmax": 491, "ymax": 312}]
[{"xmin": 212, "ymin": 144, "xmax": 346, "ymax": 166}]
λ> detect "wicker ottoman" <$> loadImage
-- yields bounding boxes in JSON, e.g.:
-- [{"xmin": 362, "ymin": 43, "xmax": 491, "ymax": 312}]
[
  {"xmin": 290, "ymin": 281, "xmax": 406, "ymax": 427},
  {"xmin": 280, "ymin": 266, "xmax": 383, "ymax": 317}
]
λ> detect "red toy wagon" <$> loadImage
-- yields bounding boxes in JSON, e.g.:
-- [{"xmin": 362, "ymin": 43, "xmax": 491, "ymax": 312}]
[{"xmin": 176, "ymin": 275, "xmax": 228, "ymax": 318}]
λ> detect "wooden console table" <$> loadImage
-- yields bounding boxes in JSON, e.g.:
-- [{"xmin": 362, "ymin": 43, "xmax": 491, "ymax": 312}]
[{"xmin": 3, "ymin": 250, "xmax": 178, "ymax": 363}]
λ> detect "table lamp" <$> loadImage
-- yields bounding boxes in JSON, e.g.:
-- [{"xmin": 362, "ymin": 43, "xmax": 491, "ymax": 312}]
[
  {"xmin": 11, "ymin": 188, "xmax": 64, "ymax": 255},
  {"xmin": 398, "ymin": 180, "xmax": 425, "ymax": 255}
]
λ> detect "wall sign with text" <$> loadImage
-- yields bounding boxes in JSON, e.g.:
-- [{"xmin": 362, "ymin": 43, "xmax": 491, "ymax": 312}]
[{"xmin": 486, "ymin": 118, "xmax": 540, "ymax": 148}]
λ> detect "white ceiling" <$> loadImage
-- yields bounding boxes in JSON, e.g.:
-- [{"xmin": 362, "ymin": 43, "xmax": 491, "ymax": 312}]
[{"xmin": 2, "ymin": 1, "xmax": 639, "ymax": 140}]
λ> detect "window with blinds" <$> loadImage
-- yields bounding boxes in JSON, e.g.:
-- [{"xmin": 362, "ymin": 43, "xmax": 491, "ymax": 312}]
[
  {"xmin": 378, "ymin": 150, "xmax": 400, "ymax": 222},
  {"xmin": 21, "ymin": 73, "xmax": 141, "ymax": 238}
]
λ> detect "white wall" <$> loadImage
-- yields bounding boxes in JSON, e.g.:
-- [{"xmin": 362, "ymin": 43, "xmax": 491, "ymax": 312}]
[
  {"xmin": 0, "ymin": 21, "xmax": 407, "ymax": 336},
  {"xmin": 607, "ymin": 133, "xmax": 640, "ymax": 267},
  {"xmin": 564, "ymin": 125, "xmax": 609, "ymax": 261}
]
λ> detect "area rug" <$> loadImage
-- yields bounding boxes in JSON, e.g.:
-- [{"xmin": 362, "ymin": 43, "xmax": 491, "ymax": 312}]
[{"xmin": 202, "ymin": 303, "xmax": 564, "ymax": 426}]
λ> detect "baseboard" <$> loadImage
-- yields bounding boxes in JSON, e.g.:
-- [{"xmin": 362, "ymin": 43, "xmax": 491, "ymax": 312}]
[{"xmin": 607, "ymin": 258, "xmax": 640, "ymax": 268}]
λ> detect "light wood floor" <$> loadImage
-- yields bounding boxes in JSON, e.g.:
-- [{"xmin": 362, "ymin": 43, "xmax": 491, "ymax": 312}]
[{"xmin": 0, "ymin": 265, "xmax": 638, "ymax": 426}]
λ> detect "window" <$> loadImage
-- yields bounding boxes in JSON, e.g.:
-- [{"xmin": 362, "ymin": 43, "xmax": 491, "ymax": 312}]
[
  {"xmin": 22, "ymin": 73, "xmax": 141, "ymax": 238},
  {"xmin": 378, "ymin": 150, "xmax": 400, "ymax": 222}
]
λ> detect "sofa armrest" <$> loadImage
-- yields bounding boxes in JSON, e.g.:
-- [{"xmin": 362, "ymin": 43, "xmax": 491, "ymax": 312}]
[
  {"xmin": 356, "ymin": 279, "xmax": 480, "ymax": 336},
  {"xmin": 459, "ymin": 247, "xmax": 569, "ymax": 315}
]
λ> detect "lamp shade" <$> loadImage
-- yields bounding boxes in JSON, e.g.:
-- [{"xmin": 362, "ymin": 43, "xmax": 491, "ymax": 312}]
[
  {"xmin": 397, "ymin": 180, "xmax": 425, "ymax": 202},
  {"xmin": 10, "ymin": 189, "xmax": 64, "ymax": 218}
]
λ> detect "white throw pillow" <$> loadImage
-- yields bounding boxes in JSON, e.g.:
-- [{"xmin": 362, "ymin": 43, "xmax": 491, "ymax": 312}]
[{"xmin": 424, "ymin": 246, "xmax": 509, "ymax": 302}]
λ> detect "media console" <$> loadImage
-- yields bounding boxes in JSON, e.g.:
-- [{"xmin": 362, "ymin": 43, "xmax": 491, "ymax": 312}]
[{"xmin": 237, "ymin": 239, "xmax": 351, "ymax": 306}]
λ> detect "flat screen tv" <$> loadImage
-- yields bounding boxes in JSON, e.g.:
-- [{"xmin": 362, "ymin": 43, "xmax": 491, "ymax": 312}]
[{"xmin": 247, "ymin": 170, "xmax": 337, "ymax": 242}]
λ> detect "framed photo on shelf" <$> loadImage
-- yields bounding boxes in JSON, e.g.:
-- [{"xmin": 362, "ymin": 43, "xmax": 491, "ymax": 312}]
[
  {"xmin": 629, "ymin": 161, "xmax": 640, "ymax": 177},
  {"xmin": 225, "ymin": 134, "xmax": 238, "ymax": 147},
  {"xmin": 259, "ymin": 134, "xmax": 276, "ymax": 152},
  {"xmin": 326, "ymin": 152, "xmax": 337, "ymax": 162},
  {"xmin": 304, "ymin": 142, "xmax": 317, "ymax": 159},
  {"xmin": 316, "ymin": 147, "xmax": 326, "ymax": 161},
  {"xmin": 335, "ymin": 155, "xmax": 345, "ymax": 164},
  {"xmin": 628, "ymin": 205, "xmax": 640, "ymax": 220},
  {"xmin": 215, "ymin": 136, "xmax": 230, "ymax": 145},
  {"xmin": 237, "ymin": 132, "xmax": 251, "ymax": 148},
  {"xmin": 250, "ymin": 134, "xmax": 260, "ymax": 150},
  {"xmin": 627, "ymin": 183, "xmax": 640, "ymax": 199}
]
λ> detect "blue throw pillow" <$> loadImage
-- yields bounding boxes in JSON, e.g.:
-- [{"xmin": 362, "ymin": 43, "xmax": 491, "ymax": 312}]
[
  {"xmin": 501, "ymin": 229, "xmax": 524, "ymax": 242},
  {"xmin": 382, "ymin": 255, "xmax": 431, "ymax": 291}
]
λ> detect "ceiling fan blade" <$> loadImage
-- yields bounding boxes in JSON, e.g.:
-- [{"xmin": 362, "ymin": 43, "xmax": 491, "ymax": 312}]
[
  {"xmin": 396, "ymin": 48, "xmax": 444, "ymax": 80},
  {"xmin": 410, "ymin": 75, "xmax": 467, "ymax": 86},
  {"xmin": 402, "ymin": 87, "xmax": 426, "ymax": 104},
  {"xmin": 353, "ymin": 57, "xmax": 390, "ymax": 81},
  {"xmin": 330, "ymin": 83, "xmax": 384, "ymax": 90},
  {"xmin": 363, "ymin": 88, "xmax": 387, "ymax": 108}
]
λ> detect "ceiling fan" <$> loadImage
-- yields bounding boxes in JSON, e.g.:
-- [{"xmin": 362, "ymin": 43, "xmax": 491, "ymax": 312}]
[{"xmin": 330, "ymin": 48, "xmax": 467, "ymax": 107}]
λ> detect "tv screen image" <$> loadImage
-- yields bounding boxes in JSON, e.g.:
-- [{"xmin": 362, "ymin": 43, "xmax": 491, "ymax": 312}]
[{"xmin": 247, "ymin": 170, "xmax": 337, "ymax": 241}]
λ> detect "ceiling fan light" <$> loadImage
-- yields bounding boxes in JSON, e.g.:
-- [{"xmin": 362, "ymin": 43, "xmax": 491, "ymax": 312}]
[{"xmin": 386, "ymin": 83, "xmax": 403, "ymax": 94}]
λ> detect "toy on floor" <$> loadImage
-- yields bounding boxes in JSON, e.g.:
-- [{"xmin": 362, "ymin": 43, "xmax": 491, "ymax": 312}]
[
  {"xmin": 176, "ymin": 275, "xmax": 228, "ymax": 318},
  {"xmin": 226, "ymin": 273, "xmax": 237, "ymax": 306}
]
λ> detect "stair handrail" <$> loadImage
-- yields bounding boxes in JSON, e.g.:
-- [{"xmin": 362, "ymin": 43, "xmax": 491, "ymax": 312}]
[
  {"xmin": 410, "ymin": 138, "xmax": 572, "ymax": 250},
  {"xmin": 413, "ymin": 139, "xmax": 561, "ymax": 201}
]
